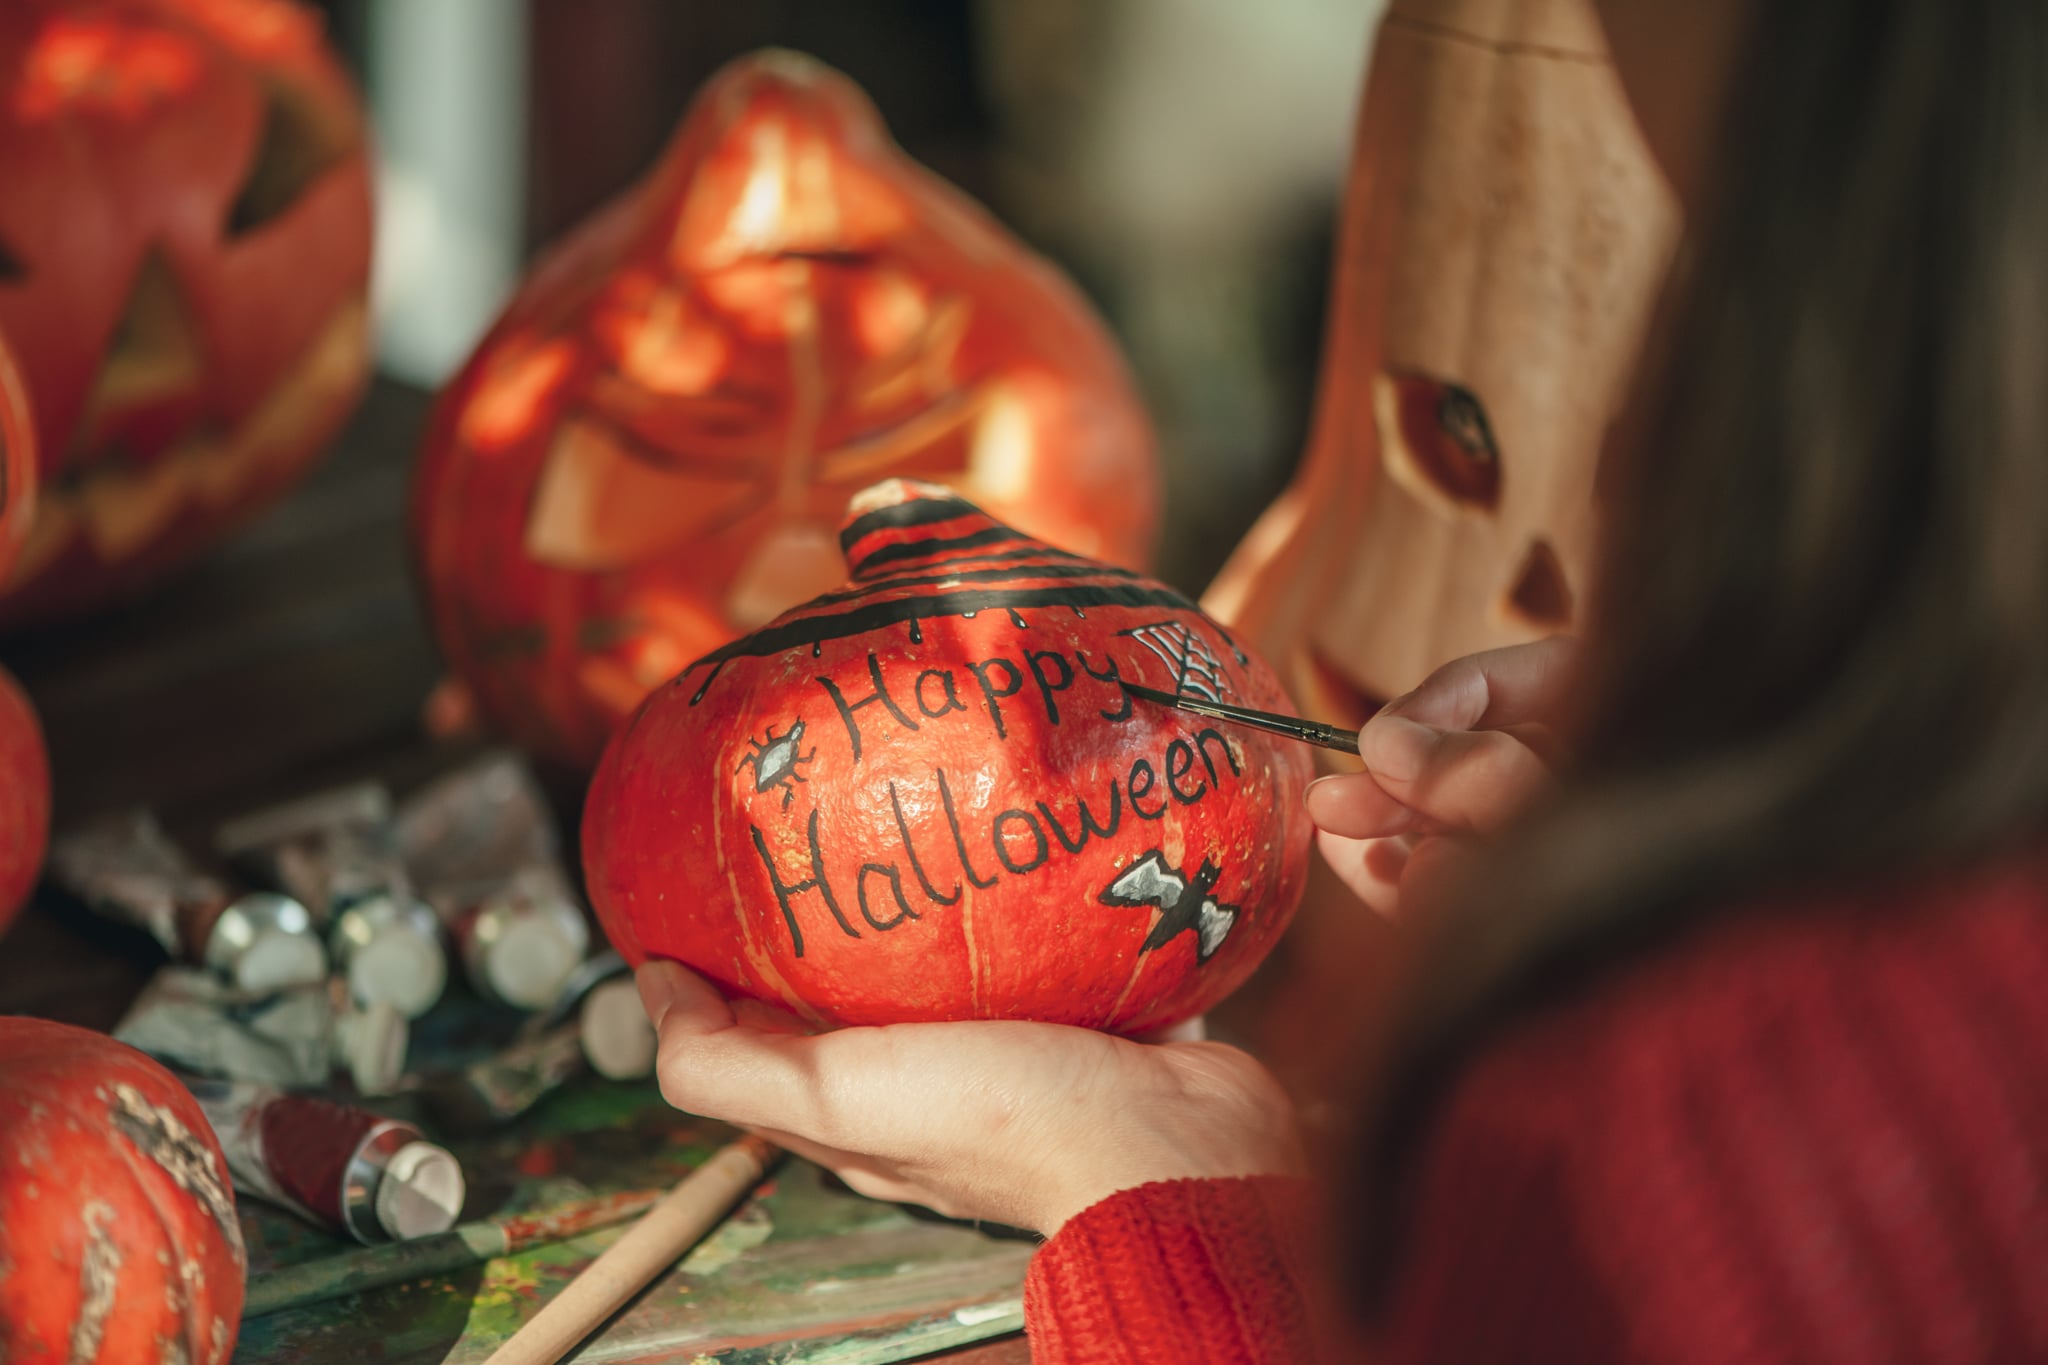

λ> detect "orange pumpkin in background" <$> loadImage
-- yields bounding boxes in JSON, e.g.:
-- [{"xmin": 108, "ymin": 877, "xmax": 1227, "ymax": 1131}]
[
  {"xmin": 0, "ymin": 0, "xmax": 374, "ymax": 626},
  {"xmin": 413, "ymin": 49, "xmax": 1160, "ymax": 771},
  {"xmin": 0, "ymin": 334, "xmax": 47, "ymax": 934}
]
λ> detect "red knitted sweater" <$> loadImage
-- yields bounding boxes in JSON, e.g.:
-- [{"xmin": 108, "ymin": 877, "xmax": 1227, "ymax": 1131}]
[{"xmin": 1025, "ymin": 863, "xmax": 2048, "ymax": 1363}]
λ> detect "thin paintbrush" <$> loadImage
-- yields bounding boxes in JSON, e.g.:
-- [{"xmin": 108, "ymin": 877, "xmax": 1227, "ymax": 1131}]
[
  {"xmin": 1119, "ymin": 680, "xmax": 1361, "ymax": 755},
  {"xmin": 242, "ymin": 1188, "xmax": 666, "ymax": 1317}
]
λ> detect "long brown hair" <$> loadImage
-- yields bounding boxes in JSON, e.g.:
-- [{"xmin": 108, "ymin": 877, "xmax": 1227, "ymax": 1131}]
[{"xmin": 1362, "ymin": 0, "xmax": 2048, "ymax": 1292}]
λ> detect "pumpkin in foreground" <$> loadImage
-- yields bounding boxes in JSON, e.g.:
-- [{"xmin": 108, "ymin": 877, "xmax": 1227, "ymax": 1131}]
[
  {"xmin": 0, "ymin": 1017, "xmax": 245, "ymax": 1365},
  {"xmin": 584, "ymin": 480, "xmax": 1313, "ymax": 1033}
]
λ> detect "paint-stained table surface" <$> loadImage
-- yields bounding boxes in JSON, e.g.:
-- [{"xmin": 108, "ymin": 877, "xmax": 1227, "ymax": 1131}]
[
  {"xmin": 0, "ymin": 380, "xmax": 1034, "ymax": 1362},
  {"xmin": 232, "ymin": 1063, "xmax": 1035, "ymax": 1364}
]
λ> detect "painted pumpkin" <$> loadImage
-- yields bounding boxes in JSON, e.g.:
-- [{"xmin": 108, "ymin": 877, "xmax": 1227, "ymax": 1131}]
[
  {"xmin": 0, "ymin": 1017, "xmax": 245, "ymax": 1365},
  {"xmin": 414, "ymin": 49, "xmax": 1159, "ymax": 772},
  {"xmin": 583, "ymin": 480, "xmax": 1312, "ymax": 1032},
  {"xmin": 1203, "ymin": 0, "xmax": 1678, "ymax": 726},
  {"xmin": 0, "ymin": 0, "xmax": 374, "ymax": 626},
  {"xmin": 0, "ymin": 333, "xmax": 47, "ymax": 934}
]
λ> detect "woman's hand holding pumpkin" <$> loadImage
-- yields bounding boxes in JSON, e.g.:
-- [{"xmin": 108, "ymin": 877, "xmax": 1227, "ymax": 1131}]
[
  {"xmin": 1306, "ymin": 637, "xmax": 1578, "ymax": 915},
  {"xmin": 638, "ymin": 961, "xmax": 1305, "ymax": 1235}
]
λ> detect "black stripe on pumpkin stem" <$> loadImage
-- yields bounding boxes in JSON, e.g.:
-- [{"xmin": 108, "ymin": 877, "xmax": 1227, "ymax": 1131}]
[
  {"xmin": 800, "ymin": 560, "xmax": 1148, "ymax": 610},
  {"xmin": 851, "ymin": 524, "xmax": 1026, "ymax": 574},
  {"xmin": 838, "ymin": 495, "xmax": 985, "ymax": 553}
]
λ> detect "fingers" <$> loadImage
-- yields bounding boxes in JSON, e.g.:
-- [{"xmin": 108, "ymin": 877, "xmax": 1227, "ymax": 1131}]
[
  {"xmin": 1381, "ymin": 636, "xmax": 1579, "ymax": 732},
  {"xmin": 637, "ymin": 960, "xmax": 825, "ymax": 1133},
  {"xmin": 1305, "ymin": 769, "xmax": 1425, "ymax": 839},
  {"xmin": 1315, "ymin": 829, "xmax": 1410, "ymax": 917},
  {"xmin": 1129, "ymin": 1015, "xmax": 1208, "ymax": 1044},
  {"xmin": 1359, "ymin": 717, "xmax": 1552, "ymax": 832}
]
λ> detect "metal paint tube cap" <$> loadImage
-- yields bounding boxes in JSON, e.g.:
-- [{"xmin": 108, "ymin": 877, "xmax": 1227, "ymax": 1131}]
[
  {"xmin": 580, "ymin": 976, "xmax": 658, "ymax": 1080},
  {"xmin": 333, "ymin": 894, "xmax": 448, "ymax": 1019},
  {"xmin": 203, "ymin": 893, "xmax": 328, "ymax": 993},
  {"xmin": 373, "ymin": 1140, "xmax": 466, "ymax": 1240},
  {"xmin": 475, "ymin": 902, "xmax": 587, "ymax": 1010}
]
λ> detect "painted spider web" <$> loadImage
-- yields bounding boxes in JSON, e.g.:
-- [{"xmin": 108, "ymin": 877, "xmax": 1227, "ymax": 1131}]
[{"xmin": 1118, "ymin": 621, "xmax": 1231, "ymax": 703}]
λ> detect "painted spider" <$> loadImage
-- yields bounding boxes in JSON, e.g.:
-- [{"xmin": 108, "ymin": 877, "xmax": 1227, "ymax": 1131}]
[{"xmin": 736, "ymin": 719, "xmax": 816, "ymax": 808}]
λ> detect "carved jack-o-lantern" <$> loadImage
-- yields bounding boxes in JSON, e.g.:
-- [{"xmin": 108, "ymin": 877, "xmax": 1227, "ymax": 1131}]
[
  {"xmin": 584, "ymin": 480, "xmax": 1311, "ymax": 1032},
  {"xmin": 0, "ymin": 0, "xmax": 374, "ymax": 625},
  {"xmin": 1204, "ymin": 0, "xmax": 1679, "ymax": 725},
  {"xmin": 414, "ymin": 50, "xmax": 1160, "ymax": 771},
  {"xmin": 0, "ymin": 333, "xmax": 47, "ymax": 933}
]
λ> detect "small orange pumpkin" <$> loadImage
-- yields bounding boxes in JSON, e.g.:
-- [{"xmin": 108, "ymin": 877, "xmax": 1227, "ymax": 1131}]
[{"xmin": 585, "ymin": 481, "xmax": 1310, "ymax": 1032}]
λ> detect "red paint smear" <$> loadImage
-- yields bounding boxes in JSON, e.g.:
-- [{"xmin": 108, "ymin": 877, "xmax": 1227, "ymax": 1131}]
[
  {"xmin": 513, "ymin": 1142, "xmax": 563, "ymax": 1177},
  {"xmin": 496, "ymin": 1189, "xmax": 655, "ymax": 1244}
]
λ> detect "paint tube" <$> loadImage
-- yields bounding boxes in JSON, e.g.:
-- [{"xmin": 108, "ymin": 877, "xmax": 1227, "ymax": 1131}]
[
  {"xmin": 217, "ymin": 783, "xmax": 447, "ymax": 1018},
  {"xmin": 579, "ymin": 976, "xmax": 657, "ymax": 1081},
  {"xmin": 113, "ymin": 967, "xmax": 410, "ymax": 1095},
  {"xmin": 516, "ymin": 949, "xmax": 654, "ymax": 1080},
  {"xmin": 418, "ymin": 1021, "xmax": 587, "ymax": 1134},
  {"xmin": 47, "ymin": 809, "xmax": 328, "ymax": 993},
  {"xmin": 396, "ymin": 752, "xmax": 591, "ymax": 1009},
  {"xmin": 184, "ymin": 1078, "xmax": 465, "ymax": 1244}
]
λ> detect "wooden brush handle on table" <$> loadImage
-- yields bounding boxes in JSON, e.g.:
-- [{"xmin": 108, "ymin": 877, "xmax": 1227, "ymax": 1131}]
[{"xmin": 482, "ymin": 1135, "xmax": 781, "ymax": 1365}]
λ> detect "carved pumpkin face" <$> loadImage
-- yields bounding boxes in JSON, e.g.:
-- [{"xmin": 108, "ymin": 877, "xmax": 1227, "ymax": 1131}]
[
  {"xmin": 0, "ymin": 1017, "xmax": 245, "ymax": 1365},
  {"xmin": 0, "ymin": 0, "xmax": 374, "ymax": 625},
  {"xmin": 1204, "ymin": 0, "xmax": 1679, "ymax": 723},
  {"xmin": 583, "ymin": 480, "xmax": 1311, "ymax": 1033},
  {"xmin": 0, "ymin": 332, "xmax": 47, "ymax": 932},
  {"xmin": 414, "ymin": 50, "xmax": 1160, "ymax": 771}
]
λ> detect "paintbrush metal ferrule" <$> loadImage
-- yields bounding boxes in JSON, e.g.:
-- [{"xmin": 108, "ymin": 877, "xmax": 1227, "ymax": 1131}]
[{"xmin": 1118, "ymin": 681, "xmax": 1361, "ymax": 755}]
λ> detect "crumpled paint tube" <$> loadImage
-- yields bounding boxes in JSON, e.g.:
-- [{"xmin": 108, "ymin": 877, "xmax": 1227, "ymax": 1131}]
[
  {"xmin": 47, "ymin": 809, "xmax": 328, "ymax": 993},
  {"xmin": 114, "ymin": 966, "xmax": 409, "ymax": 1095},
  {"xmin": 216, "ymin": 783, "xmax": 447, "ymax": 1019},
  {"xmin": 395, "ymin": 752, "xmax": 591, "ymax": 1010}
]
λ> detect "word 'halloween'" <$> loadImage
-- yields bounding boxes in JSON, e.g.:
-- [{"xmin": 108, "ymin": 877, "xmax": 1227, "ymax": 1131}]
[{"xmin": 748, "ymin": 724, "xmax": 1244, "ymax": 958}]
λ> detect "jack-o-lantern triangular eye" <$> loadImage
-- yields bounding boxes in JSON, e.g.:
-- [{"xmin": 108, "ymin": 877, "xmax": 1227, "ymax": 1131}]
[
  {"xmin": 227, "ymin": 77, "xmax": 351, "ymax": 238},
  {"xmin": 0, "ymin": 237, "xmax": 23, "ymax": 283}
]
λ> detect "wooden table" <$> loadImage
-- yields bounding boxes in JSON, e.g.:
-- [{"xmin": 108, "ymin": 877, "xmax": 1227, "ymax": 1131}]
[{"xmin": 0, "ymin": 379, "xmax": 1032, "ymax": 1363}]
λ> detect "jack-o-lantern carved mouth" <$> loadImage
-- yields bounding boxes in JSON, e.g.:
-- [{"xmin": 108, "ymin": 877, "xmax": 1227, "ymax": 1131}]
[{"xmin": 7, "ymin": 299, "xmax": 367, "ymax": 581}]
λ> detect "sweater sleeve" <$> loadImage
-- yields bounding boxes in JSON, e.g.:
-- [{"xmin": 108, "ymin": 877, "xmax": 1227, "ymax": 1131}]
[{"xmin": 1024, "ymin": 1176, "xmax": 1323, "ymax": 1365}]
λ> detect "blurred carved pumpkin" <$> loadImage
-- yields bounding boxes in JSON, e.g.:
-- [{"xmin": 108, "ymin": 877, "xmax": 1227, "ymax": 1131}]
[
  {"xmin": 414, "ymin": 49, "xmax": 1159, "ymax": 771},
  {"xmin": 0, "ymin": 1017, "xmax": 245, "ymax": 1365},
  {"xmin": 1199, "ymin": 0, "xmax": 1680, "ymax": 1132},
  {"xmin": 1203, "ymin": 0, "xmax": 1679, "ymax": 726},
  {"xmin": 0, "ymin": 0, "xmax": 374, "ymax": 626},
  {"xmin": 0, "ymin": 333, "xmax": 47, "ymax": 933}
]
